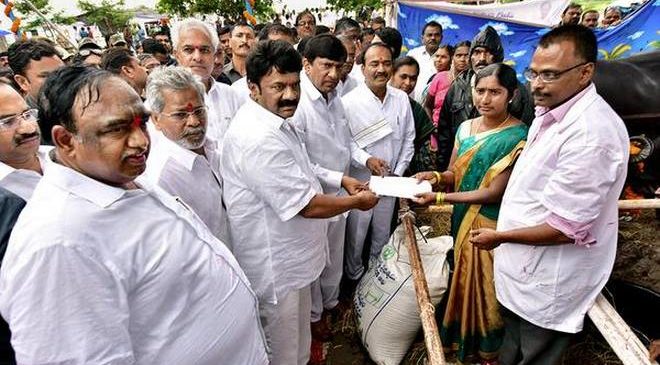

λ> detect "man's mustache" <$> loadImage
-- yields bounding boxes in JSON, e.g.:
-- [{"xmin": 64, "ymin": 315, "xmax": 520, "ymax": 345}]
[
  {"xmin": 14, "ymin": 131, "xmax": 40, "ymax": 145},
  {"xmin": 183, "ymin": 126, "xmax": 206, "ymax": 138},
  {"xmin": 278, "ymin": 99, "xmax": 298, "ymax": 108},
  {"xmin": 532, "ymin": 90, "xmax": 551, "ymax": 98}
]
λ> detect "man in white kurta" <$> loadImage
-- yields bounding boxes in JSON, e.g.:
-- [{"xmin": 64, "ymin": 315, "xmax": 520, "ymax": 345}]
[
  {"xmin": 406, "ymin": 21, "xmax": 442, "ymax": 102},
  {"xmin": 0, "ymin": 65, "xmax": 267, "ymax": 365},
  {"xmin": 0, "ymin": 84, "xmax": 51, "ymax": 200},
  {"xmin": 470, "ymin": 26, "xmax": 629, "ymax": 364},
  {"xmin": 172, "ymin": 18, "xmax": 241, "ymax": 144},
  {"xmin": 293, "ymin": 34, "xmax": 369, "ymax": 333},
  {"xmin": 342, "ymin": 43, "xmax": 416, "ymax": 281},
  {"xmin": 144, "ymin": 66, "xmax": 231, "ymax": 248},
  {"xmin": 205, "ymin": 78, "xmax": 240, "ymax": 142},
  {"xmin": 221, "ymin": 40, "xmax": 378, "ymax": 365}
]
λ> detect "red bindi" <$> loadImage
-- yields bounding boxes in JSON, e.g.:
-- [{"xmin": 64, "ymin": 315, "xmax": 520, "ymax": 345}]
[
  {"xmin": 132, "ymin": 115, "xmax": 143, "ymax": 129},
  {"xmin": 186, "ymin": 103, "xmax": 194, "ymax": 113}
]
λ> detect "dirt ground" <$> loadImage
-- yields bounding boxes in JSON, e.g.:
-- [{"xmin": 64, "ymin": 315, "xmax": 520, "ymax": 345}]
[{"xmin": 324, "ymin": 209, "xmax": 659, "ymax": 365}]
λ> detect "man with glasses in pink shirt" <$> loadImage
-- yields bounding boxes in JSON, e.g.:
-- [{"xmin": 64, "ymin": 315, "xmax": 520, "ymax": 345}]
[{"xmin": 470, "ymin": 25, "xmax": 629, "ymax": 365}]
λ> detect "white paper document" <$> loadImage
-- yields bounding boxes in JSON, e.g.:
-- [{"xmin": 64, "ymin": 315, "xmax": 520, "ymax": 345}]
[{"xmin": 369, "ymin": 176, "xmax": 433, "ymax": 199}]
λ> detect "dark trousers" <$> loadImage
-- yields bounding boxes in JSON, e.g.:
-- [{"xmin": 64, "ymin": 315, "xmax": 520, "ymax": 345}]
[{"xmin": 499, "ymin": 304, "xmax": 574, "ymax": 365}]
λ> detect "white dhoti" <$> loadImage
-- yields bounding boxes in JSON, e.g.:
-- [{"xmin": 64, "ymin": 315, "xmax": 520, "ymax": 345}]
[
  {"xmin": 259, "ymin": 285, "xmax": 312, "ymax": 365},
  {"xmin": 311, "ymin": 216, "xmax": 346, "ymax": 322}
]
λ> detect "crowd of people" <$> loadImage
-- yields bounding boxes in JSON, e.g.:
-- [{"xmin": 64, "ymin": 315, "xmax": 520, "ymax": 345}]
[{"xmin": 0, "ymin": 3, "xmax": 635, "ymax": 365}]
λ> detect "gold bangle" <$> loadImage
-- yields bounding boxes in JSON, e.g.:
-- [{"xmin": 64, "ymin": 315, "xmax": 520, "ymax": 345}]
[
  {"xmin": 432, "ymin": 171, "xmax": 442, "ymax": 185},
  {"xmin": 435, "ymin": 192, "xmax": 446, "ymax": 205}
]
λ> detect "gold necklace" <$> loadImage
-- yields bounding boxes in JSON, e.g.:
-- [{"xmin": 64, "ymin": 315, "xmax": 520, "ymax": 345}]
[{"xmin": 477, "ymin": 113, "xmax": 510, "ymax": 133}]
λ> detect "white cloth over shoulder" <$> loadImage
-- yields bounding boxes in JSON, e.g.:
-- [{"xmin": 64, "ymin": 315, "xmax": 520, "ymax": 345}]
[
  {"xmin": 494, "ymin": 84, "xmax": 629, "ymax": 333},
  {"xmin": 0, "ymin": 161, "xmax": 268, "ymax": 365},
  {"xmin": 342, "ymin": 83, "xmax": 415, "ymax": 177},
  {"xmin": 221, "ymin": 99, "xmax": 328, "ymax": 304}
]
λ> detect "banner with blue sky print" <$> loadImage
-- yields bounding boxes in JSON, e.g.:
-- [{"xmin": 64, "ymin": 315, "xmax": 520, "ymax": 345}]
[{"xmin": 398, "ymin": 0, "xmax": 660, "ymax": 81}]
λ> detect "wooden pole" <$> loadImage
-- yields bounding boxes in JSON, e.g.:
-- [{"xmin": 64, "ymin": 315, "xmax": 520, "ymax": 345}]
[
  {"xmin": 18, "ymin": 0, "xmax": 76, "ymax": 50},
  {"xmin": 416, "ymin": 198, "xmax": 660, "ymax": 364},
  {"xmin": 398, "ymin": 199, "xmax": 446, "ymax": 365},
  {"xmin": 588, "ymin": 294, "xmax": 658, "ymax": 365},
  {"xmin": 419, "ymin": 199, "xmax": 660, "ymax": 215}
]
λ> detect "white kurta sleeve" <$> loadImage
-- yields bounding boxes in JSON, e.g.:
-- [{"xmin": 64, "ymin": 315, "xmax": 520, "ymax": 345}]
[
  {"xmin": 541, "ymin": 142, "xmax": 624, "ymax": 224},
  {"xmin": 310, "ymin": 164, "xmax": 344, "ymax": 191},
  {"xmin": 393, "ymin": 99, "xmax": 416, "ymax": 176},
  {"xmin": 242, "ymin": 135, "xmax": 318, "ymax": 222},
  {"xmin": 1, "ymin": 244, "xmax": 134, "ymax": 365},
  {"xmin": 350, "ymin": 139, "xmax": 371, "ymax": 168}
]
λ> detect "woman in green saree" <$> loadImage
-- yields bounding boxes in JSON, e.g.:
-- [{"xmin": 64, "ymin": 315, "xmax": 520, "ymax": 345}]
[{"xmin": 414, "ymin": 63, "xmax": 528, "ymax": 364}]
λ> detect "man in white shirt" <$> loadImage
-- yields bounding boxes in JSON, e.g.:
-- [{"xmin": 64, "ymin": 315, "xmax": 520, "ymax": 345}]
[
  {"xmin": 172, "ymin": 18, "xmax": 240, "ymax": 143},
  {"xmin": 0, "ymin": 65, "xmax": 268, "ymax": 365},
  {"xmin": 144, "ymin": 66, "xmax": 231, "ymax": 248},
  {"xmin": 231, "ymin": 26, "xmax": 294, "ymax": 107},
  {"xmin": 470, "ymin": 25, "xmax": 629, "ymax": 364},
  {"xmin": 406, "ymin": 21, "xmax": 442, "ymax": 102},
  {"xmin": 294, "ymin": 34, "xmax": 368, "ymax": 340},
  {"xmin": 221, "ymin": 40, "xmax": 379, "ymax": 365},
  {"xmin": 342, "ymin": 42, "xmax": 416, "ymax": 282},
  {"xmin": 0, "ymin": 83, "xmax": 50, "ymax": 200},
  {"xmin": 336, "ymin": 34, "xmax": 360, "ymax": 96}
]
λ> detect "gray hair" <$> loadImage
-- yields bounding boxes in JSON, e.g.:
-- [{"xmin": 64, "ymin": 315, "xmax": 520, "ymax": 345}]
[
  {"xmin": 145, "ymin": 66, "xmax": 206, "ymax": 113},
  {"xmin": 171, "ymin": 18, "xmax": 219, "ymax": 52}
]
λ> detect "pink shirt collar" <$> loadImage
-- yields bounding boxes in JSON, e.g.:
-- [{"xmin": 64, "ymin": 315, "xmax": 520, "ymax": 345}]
[{"xmin": 534, "ymin": 83, "xmax": 595, "ymax": 123}]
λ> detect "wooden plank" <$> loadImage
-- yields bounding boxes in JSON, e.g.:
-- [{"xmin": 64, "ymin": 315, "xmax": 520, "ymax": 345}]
[
  {"xmin": 418, "ymin": 199, "xmax": 660, "ymax": 215},
  {"xmin": 587, "ymin": 294, "xmax": 658, "ymax": 365},
  {"xmin": 399, "ymin": 199, "xmax": 446, "ymax": 365}
]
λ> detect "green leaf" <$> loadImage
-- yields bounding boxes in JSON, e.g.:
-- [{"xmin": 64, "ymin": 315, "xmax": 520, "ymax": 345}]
[{"xmin": 156, "ymin": 0, "xmax": 274, "ymax": 21}]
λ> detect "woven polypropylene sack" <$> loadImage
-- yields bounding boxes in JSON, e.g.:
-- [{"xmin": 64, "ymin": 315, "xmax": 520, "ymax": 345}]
[{"xmin": 354, "ymin": 224, "xmax": 452, "ymax": 365}]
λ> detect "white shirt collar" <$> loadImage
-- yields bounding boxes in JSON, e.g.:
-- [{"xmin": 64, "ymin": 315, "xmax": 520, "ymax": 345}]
[
  {"xmin": 357, "ymin": 82, "xmax": 393, "ymax": 105},
  {"xmin": 300, "ymin": 72, "xmax": 338, "ymax": 105},
  {"xmin": 44, "ymin": 158, "xmax": 131, "ymax": 208},
  {"xmin": 0, "ymin": 146, "xmax": 51, "ymax": 181},
  {"xmin": 157, "ymin": 134, "xmax": 218, "ymax": 172},
  {"xmin": 245, "ymin": 98, "xmax": 288, "ymax": 130}
]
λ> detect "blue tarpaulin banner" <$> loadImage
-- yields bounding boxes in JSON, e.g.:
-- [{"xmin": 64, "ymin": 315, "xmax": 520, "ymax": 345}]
[{"xmin": 398, "ymin": 0, "xmax": 660, "ymax": 81}]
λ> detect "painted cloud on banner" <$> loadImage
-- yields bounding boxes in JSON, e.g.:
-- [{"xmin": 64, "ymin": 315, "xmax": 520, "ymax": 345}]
[
  {"xmin": 424, "ymin": 14, "xmax": 460, "ymax": 30},
  {"xmin": 480, "ymin": 22, "xmax": 514, "ymax": 36},
  {"xmin": 627, "ymin": 31, "xmax": 644, "ymax": 40},
  {"xmin": 405, "ymin": 38, "xmax": 420, "ymax": 47}
]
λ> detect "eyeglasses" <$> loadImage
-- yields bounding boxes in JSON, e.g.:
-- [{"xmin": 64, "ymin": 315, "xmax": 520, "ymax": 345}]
[
  {"xmin": 0, "ymin": 109, "xmax": 39, "ymax": 131},
  {"xmin": 523, "ymin": 62, "xmax": 589, "ymax": 83},
  {"xmin": 160, "ymin": 106, "xmax": 208, "ymax": 122},
  {"xmin": 78, "ymin": 48, "xmax": 103, "ymax": 57}
]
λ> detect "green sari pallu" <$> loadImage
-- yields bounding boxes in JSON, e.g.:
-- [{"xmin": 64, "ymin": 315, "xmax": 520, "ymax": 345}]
[{"xmin": 440, "ymin": 121, "xmax": 527, "ymax": 363}]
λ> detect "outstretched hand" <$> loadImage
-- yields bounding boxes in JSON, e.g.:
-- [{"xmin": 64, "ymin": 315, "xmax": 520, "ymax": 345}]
[
  {"xmin": 412, "ymin": 192, "xmax": 436, "ymax": 205},
  {"xmin": 366, "ymin": 157, "xmax": 390, "ymax": 177},
  {"xmin": 414, "ymin": 171, "xmax": 437, "ymax": 184},
  {"xmin": 354, "ymin": 190, "xmax": 379, "ymax": 210},
  {"xmin": 341, "ymin": 176, "xmax": 368, "ymax": 195}
]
